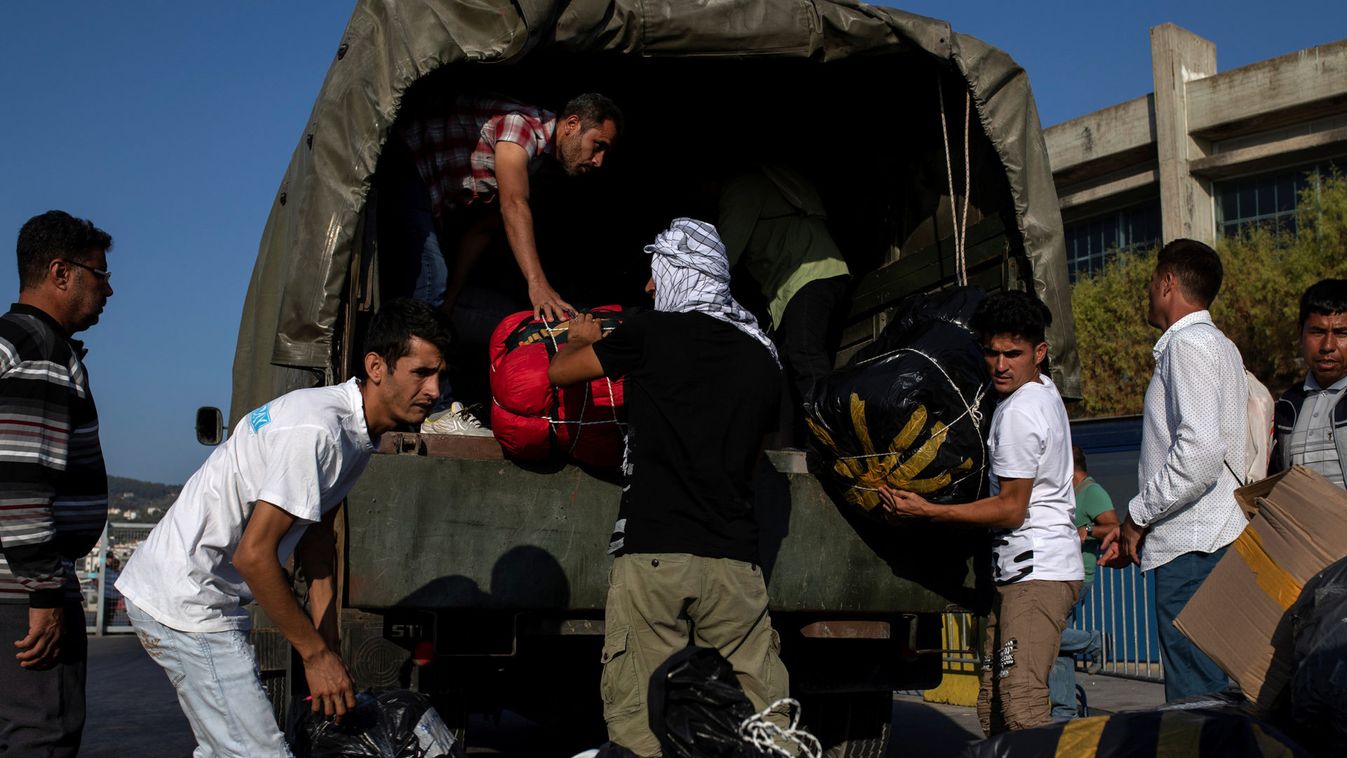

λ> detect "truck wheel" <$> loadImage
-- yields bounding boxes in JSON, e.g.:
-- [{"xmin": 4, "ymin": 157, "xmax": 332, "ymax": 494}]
[{"xmin": 799, "ymin": 691, "xmax": 892, "ymax": 758}]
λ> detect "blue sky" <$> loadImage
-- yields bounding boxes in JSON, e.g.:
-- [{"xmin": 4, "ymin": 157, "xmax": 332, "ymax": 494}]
[{"xmin": 2, "ymin": 2, "xmax": 1344, "ymax": 484}]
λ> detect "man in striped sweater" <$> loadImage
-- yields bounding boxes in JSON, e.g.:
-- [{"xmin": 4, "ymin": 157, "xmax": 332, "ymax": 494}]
[{"xmin": 0, "ymin": 210, "xmax": 112, "ymax": 757}]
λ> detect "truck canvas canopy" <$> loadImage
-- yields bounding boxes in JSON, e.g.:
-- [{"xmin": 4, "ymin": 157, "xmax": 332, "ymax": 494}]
[{"xmin": 231, "ymin": 0, "xmax": 1077, "ymax": 422}]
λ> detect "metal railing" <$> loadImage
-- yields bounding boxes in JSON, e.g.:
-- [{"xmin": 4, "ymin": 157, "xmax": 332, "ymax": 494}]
[
  {"xmin": 83, "ymin": 522, "xmax": 153, "ymax": 636},
  {"xmin": 1073, "ymin": 564, "xmax": 1163, "ymax": 682},
  {"xmin": 937, "ymin": 563, "xmax": 1164, "ymax": 685},
  {"xmin": 940, "ymin": 611, "xmax": 981, "ymax": 671}
]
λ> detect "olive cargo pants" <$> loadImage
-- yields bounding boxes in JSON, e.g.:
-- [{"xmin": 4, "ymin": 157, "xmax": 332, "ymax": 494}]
[{"xmin": 600, "ymin": 553, "xmax": 790, "ymax": 756}]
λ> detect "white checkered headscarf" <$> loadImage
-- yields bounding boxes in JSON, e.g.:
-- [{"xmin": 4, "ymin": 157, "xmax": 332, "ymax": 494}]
[{"xmin": 644, "ymin": 218, "xmax": 779, "ymax": 364}]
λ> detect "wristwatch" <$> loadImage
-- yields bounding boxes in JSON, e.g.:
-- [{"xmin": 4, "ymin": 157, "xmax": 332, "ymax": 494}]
[{"xmin": 1085, "ymin": 523, "xmax": 1094, "ymax": 537}]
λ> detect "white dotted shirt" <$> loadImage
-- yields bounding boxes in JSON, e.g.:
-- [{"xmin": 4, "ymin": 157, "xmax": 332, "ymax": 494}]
[{"xmin": 1130, "ymin": 311, "xmax": 1249, "ymax": 571}]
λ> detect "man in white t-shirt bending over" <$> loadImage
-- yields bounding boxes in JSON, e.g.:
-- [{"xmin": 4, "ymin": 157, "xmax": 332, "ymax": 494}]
[
  {"xmin": 880, "ymin": 290, "xmax": 1083, "ymax": 734},
  {"xmin": 117, "ymin": 299, "xmax": 450, "ymax": 756}
]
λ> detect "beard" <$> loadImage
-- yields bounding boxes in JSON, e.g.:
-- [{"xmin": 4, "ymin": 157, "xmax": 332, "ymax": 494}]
[{"xmin": 557, "ymin": 132, "xmax": 586, "ymax": 176}]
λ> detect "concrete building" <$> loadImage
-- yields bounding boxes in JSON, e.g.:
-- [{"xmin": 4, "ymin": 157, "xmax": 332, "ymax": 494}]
[{"xmin": 1045, "ymin": 25, "xmax": 1347, "ymax": 279}]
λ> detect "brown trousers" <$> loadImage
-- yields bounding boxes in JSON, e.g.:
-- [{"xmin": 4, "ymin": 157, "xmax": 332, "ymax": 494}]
[{"xmin": 978, "ymin": 579, "xmax": 1082, "ymax": 735}]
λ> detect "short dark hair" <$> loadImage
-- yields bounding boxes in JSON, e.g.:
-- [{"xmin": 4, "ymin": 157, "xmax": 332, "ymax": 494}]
[
  {"xmin": 970, "ymin": 290, "xmax": 1053, "ymax": 347},
  {"xmin": 1073, "ymin": 445, "xmax": 1088, "ymax": 474},
  {"xmin": 1156, "ymin": 238, "xmax": 1222, "ymax": 308},
  {"xmin": 1298, "ymin": 278, "xmax": 1347, "ymax": 330},
  {"xmin": 561, "ymin": 92, "xmax": 624, "ymax": 136},
  {"xmin": 16, "ymin": 210, "xmax": 112, "ymax": 290},
  {"xmin": 359, "ymin": 299, "xmax": 452, "ymax": 378}
]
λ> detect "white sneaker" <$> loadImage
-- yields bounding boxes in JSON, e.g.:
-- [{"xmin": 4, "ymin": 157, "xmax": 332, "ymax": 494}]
[{"xmin": 420, "ymin": 402, "xmax": 494, "ymax": 437}]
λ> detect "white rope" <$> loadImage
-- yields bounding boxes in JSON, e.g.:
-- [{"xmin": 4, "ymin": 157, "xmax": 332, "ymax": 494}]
[
  {"xmin": 566, "ymin": 380, "xmax": 590, "ymax": 454},
  {"xmin": 534, "ymin": 314, "xmax": 626, "ymax": 439},
  {"xmin": 937, "ymin": 77, "xmax": 972, "ymax": 287},
  {"xmin": 539, "ymin": 314, "xmax": 565, "ymax": 353},
  {"xmin": 738, "ymin": 698, "xmax": 821, "ymax": 758},
  {"xmin": 960, "ymin": 87, "xmax": 971, "ymax": 284}
]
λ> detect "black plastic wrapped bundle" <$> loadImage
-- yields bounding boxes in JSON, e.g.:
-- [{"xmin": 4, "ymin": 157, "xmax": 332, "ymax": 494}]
[
  {"xmin": 648, "ymin": 646, "xmax": 770, "ymax": 758},
  {"xmin": 287, "ymin": 689, "xmax": 457, "ymax": 757},
  {"xmin": 1289, "ymin": 556, "xmax": 1347, "ymax": 756},
  {"xmin": 806, "ymin": 288, "xmax": 993, "ymax": 514},
  {"xmin": 962, "ymin": 698, "xmax": 1308, "ymax": 757}
]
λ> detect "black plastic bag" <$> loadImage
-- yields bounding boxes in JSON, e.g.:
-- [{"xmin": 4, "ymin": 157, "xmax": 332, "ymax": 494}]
[
  {"xmin": 1289, "ymin": 556, "xmax": 1347, "ymax": 755},
  {"xmin": 806, "ymin": 287, "xmax": 993, "ymax": 515},
  {"xmin": 962, "ymin": 700, "xmax": 1308, "ymax": 757},
  {"xmin": 648, "ymin": 646, "xmax": 773, "ymax": 758},
  {"xmin": 287, "ymin": 689, "xmax": 457, "ymax": 758}
]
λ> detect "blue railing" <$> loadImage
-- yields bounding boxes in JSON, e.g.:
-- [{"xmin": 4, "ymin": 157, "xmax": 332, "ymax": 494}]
[{"xmin": 1072, "ymin": 564, "xmax": 1163, "ymax": 681}]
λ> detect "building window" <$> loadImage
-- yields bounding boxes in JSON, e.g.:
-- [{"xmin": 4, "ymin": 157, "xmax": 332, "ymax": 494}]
[
  {"xmin": 1064, "ymin": 201, "xmax": 1161, "ymax": 282},
  {"xmin": 1215, "ymin": 161, "xmax": 1339, "ymax": 238}
]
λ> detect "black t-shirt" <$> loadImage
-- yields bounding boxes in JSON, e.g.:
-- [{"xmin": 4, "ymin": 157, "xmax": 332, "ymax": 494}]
[{"xmin": 592, "ymin": 310, "xmax": 781, "ymax": 563}]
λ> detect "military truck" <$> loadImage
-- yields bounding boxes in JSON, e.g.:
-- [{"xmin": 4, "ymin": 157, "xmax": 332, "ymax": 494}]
[{"xmin": 217, "ymin": 0, "xmax": 1078, "ymax": 753}]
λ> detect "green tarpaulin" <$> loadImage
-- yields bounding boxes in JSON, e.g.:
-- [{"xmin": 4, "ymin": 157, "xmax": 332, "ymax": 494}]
[{"xmin": 231, "ymin": 0, "xmax": 1077, "ymax": 421}]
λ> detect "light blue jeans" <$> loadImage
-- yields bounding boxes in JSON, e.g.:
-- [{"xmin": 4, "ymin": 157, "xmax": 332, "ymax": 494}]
[
  {"xmin": 1049, "ymin": 626, "xmax": 1097, "ymax": 719},
  {"xmin": 125, "ymin": 598, "xmax": 291, "ymax": 757}
]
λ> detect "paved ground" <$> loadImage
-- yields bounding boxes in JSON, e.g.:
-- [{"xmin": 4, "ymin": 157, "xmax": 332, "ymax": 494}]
[
  {"xmin": 84, "ymin": 635, "xmax": 195, "ymax": 758},
  {"xmin": 84, "ymin": 635, "xmax": 1166, "ymax": 757}
]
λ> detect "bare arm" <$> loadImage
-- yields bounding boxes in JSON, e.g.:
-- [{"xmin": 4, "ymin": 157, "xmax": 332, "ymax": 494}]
[
  {"xmin": 1088, "ymin": 509, "xmax": 1120, "ymax": 543},
  {"xmin": 496, "ymin": 141, "xmax": 573, "ymax": 321},
  {"xmin": 235, "ymin": 501, "xmax": 355, "ymax": 720},
  {"xmin": 879, "ymin": 478, "xmax": 1033, "ymax": 530},
  {"xmin": 295, "ymin": 506, "xmax": 341, "ymax": 653},
  {"xmin": 547, "ymin": 313, "xmax": 606, "ymax": 386}
]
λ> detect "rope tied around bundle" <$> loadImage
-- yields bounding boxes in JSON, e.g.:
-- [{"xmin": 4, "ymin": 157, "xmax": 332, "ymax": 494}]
[
  {"xmin": 539, "ymin": 314, "xmax": 625, "ymax": 452},
  {"xmin": 738, "ymin": 698, "xmax": 822, "ymax": 758}
]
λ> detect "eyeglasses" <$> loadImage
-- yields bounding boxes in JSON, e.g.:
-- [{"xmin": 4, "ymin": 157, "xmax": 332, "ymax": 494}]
[{"xmin": 59, "ymin": 259, "xmax": 111, "ymax": 283}]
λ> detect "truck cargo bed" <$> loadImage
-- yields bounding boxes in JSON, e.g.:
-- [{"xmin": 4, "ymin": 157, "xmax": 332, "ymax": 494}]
[{"xmin": 345, "ymin": 437, "xmax": 986, "ymax": 615}]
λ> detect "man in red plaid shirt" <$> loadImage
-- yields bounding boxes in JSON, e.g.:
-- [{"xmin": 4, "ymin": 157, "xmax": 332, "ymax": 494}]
[{"xmin": 396, "ymin": 92, "xmax": 622, "ymax": 323}]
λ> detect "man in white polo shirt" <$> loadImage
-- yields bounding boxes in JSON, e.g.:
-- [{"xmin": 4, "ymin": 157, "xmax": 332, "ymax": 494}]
[
  {"xmin": 117, "ymin": 299, "xmax": 450, "ymax": 756},
  {"xmin": 881, "ymin": 290, "xmax": 1082, "ymax": 734}
]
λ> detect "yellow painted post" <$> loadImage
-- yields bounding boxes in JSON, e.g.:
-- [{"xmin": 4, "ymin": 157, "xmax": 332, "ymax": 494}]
[{"xmin": 923, "ymin": 612, "xmax": 981, "ymax": 707}]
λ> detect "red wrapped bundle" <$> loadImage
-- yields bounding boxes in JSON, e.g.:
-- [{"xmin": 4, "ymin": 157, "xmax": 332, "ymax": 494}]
[{"xmin": 488, "ymin": 306, "xmax": 626, "ymax": 468}]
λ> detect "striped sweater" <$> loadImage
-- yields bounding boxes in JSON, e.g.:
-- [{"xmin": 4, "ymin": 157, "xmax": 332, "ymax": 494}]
[{"xmin": 0, "ymin": 303, "xmax": 107, "ymax": 607}]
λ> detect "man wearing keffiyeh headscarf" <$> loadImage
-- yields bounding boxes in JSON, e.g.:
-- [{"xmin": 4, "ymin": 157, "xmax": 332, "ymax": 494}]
[
  {"xmin": 547, "ymin": 219, "xmax": 791, "ymax": 754},
  {"xmin": 644, "ymin": 218, "xmax": 780, "ymax": 364}
]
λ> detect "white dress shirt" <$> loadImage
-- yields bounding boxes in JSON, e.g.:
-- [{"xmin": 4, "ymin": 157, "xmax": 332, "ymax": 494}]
[{"xmin": 1130, "ymin": 311, "xmax": 1248, "ymax": 571}]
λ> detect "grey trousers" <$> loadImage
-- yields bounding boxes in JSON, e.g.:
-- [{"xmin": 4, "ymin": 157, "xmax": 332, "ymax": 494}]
[{"xmin": 0, "ymin": 601, "xmax": 87, "ymax": 758}]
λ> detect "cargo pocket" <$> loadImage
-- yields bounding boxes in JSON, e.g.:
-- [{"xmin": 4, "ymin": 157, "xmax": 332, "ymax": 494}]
[
  {"xmin": 763, "ymin": 627, "xmax": 788, "ymax": 698},
  {"xmin": 599, "ymin": 628, "xmax": 643, "ymax": 718}
]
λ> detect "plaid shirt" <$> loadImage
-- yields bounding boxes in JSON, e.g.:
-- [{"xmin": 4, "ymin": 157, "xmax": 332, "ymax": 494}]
[
  {"xmin": 0, "ymin": 304, "xmax": 108, "ymax": 607},
  {"xmin": 398, "ymin": 95, "xmax": 557, "ymax": 218}
]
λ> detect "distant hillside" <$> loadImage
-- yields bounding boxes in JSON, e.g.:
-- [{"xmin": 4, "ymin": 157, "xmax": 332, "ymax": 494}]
[{"xmin": 107, "ymin": 475, "xmax": 181, "ymax": 523}]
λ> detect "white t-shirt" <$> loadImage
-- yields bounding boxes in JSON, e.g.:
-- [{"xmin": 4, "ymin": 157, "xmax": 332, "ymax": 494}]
[
  {"xmin": 118, "ymin": 379, "xmax": 375, "ymax": 632},
  {"xmin": 986, "ymin": 375, "xmax": 1084, "ymax": 585}
]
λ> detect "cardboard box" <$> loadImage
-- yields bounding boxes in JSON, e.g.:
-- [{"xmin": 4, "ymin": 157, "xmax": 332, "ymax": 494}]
[{"xmin": 1174, "ymin": 465, "xmax": 1347, "ymax": 711}]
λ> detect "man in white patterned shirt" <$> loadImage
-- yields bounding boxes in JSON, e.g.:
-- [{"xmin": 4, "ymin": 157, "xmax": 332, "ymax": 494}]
[
  {"xmin": 1270, "ymin": 279, "xmax": 1347, "ymax": 486},
  {"xmin": 1101, "ymin": 238, "xmax": 1247, "ymax": 702}
]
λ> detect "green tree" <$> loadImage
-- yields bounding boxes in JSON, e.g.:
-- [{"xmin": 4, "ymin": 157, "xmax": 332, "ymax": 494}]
[{"xmin": 1072, "ymin": 172, "xmax": 1347, "ymax": 417}]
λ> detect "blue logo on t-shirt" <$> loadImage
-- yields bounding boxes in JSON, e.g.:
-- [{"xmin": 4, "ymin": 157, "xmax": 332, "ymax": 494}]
[{"xmin": 248, "ymin": 404, "xmax": 272, "ymax": 432}]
